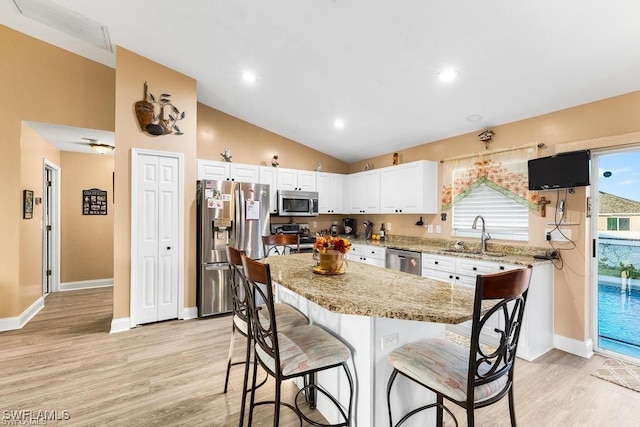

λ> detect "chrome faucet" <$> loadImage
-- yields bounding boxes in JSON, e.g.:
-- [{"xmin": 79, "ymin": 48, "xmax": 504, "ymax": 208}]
[{"xmin": 472, "ymin": 215, "xmax": 491, "ymax": 253}]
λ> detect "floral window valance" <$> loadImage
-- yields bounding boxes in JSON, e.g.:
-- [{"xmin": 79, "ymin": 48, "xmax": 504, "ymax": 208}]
[{"xmin": 441, "ymin": 145, "xmax": 540, "ymax": 211}]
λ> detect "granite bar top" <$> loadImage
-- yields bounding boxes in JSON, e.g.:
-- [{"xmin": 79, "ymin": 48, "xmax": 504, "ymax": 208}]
[
  {"xmin": 344, "ymin": 236, "xmax": 549, "ymax": 266},
  {"xmin": 265, "ymin": 253, "xmax": 486, "ymax": 324}
]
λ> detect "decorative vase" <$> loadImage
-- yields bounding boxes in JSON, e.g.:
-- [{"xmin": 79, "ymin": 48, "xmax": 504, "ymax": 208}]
[{"xmin": 318, "ymin": 250, "xmax": 345, "ymax": 272}]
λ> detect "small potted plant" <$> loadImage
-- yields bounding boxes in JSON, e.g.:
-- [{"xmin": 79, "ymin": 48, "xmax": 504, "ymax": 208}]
[{"xmin": 314, "ymin": 235, "xmax": 352, "ymax": 272}]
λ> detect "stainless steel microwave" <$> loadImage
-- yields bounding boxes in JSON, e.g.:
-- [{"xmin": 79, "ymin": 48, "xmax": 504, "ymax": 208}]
[{"xmin": 277, "ymin": 190, "xmax": 319, "ymax": 216}]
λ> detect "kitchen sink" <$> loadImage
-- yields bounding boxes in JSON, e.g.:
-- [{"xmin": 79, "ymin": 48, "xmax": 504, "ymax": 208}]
[{"xmin": 443, "ymin": 249, "xmax": 507, "ymax": 258}]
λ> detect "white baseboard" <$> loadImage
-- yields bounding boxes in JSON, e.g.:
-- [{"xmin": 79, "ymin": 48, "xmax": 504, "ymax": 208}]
[
  {"xmin": 0, "ymin": 296, "xmax": 45, "ymax": 332},
  {"xmin": 182, "ymin": 306, "xmax": 198, "ymax": 320},
  {"xmin": 60, "ymin": 278, "xmax": 113, "ymax": 291},
  {"xmin": 110, "ymin": 317, "xmax": 131, "ymax": 334},
  {"xmin": 554, "ymin": 334, "xmax": 594, "ymax": 358}
]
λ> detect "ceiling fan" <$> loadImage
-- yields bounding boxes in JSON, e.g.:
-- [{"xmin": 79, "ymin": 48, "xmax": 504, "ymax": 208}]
[{"xmin": 74, "ymin": 138, "xmax": 115, "ymax": 154}]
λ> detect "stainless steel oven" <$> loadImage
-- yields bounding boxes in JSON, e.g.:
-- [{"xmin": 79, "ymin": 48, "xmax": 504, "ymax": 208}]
[
  {"xmin": 270, "ymin": 223, "xmax": 316, "ymax": 253},
  {"xmin": 277, "ymin": 190, "xmax": 319, "ymax": 217}
]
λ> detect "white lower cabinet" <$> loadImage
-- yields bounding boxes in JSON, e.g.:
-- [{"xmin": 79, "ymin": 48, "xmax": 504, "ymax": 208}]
[
  {"xmin": 347, "ymin": 244, "xmax": 386, "ymax": 268},
  {"xmin": 421, "ymin": 253, "xmax": 553, "ymax": 361}
]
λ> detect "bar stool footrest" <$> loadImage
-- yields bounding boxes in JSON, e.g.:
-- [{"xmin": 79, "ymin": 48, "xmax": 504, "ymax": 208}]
[{"xmin": 295, "ymin": 384, "xmax": 349, "ymax": 427}]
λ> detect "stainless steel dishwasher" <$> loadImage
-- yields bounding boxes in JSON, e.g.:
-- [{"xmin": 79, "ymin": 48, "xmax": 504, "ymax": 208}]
[{"xmin": 385, "ymin": 248, "xmax": 422, "ymax": 275}]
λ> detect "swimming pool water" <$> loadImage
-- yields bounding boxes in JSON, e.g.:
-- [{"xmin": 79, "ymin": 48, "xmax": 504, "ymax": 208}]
[{"xmin": 598, "ymin": 284, "xmax": 640, "ymax": 359}]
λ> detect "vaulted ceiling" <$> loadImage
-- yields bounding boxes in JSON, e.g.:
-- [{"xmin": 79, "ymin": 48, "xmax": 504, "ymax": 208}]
[{"xmin": 3, "ymin": 0, "xmax": 640, "ymax": 162}]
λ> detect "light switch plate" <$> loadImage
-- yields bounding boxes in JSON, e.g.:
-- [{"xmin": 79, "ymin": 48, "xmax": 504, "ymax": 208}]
[
  {"xmin": 427, "ymin": 224, "xmax": 433, "ymax": 233},
  {"xmin": 435, "ymin": 225, "xmax": 442, "ymax": 234}
]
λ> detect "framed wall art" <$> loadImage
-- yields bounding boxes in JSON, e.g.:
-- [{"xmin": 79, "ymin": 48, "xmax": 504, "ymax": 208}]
[
  {"xmin": 82, "ymin": 188, "xmax": 108, "ymax": 215},
  {"xmin": 23, "ymin": 190, "xmax": 34, "ymax": 219}
]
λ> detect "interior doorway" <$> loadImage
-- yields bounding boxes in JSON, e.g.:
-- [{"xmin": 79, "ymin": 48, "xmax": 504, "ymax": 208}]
[
  {"xmin": 591, "ymin": 148, "xmax": 640, "ymax": 362},
  {"xmin": 43, "ymin": 159, "xmax": 60, "ymax": 295}
]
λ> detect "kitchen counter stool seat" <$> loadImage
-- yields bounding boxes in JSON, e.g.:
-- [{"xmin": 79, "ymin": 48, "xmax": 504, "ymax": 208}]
[
  {"xmin": 386, "ymin": 266, "xmax": 532, "ymax": 427},
  {"xmin": 223, "ymin": 246, "xmax": 307, "ymax": 427}
]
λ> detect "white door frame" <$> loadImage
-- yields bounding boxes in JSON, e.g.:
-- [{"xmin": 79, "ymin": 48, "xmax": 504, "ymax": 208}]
[
  {"xmin": 130, "ymin": 148, "xmax": 185, "ymax": 328},
  {"xmin": 42, "ymin": 159, "xmax": 61, "ymax": 294}
]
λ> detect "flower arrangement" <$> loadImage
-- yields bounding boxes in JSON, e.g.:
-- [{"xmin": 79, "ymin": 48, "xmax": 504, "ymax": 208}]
[{"xmin": 314, "ymin": 235, "xmax": 352, "ymax": 254}]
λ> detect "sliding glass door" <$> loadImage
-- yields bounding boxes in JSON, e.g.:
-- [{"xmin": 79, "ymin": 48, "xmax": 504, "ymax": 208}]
[{"xmin": 592, "ymin": 148, "xmax": 640, "ymax": 361}]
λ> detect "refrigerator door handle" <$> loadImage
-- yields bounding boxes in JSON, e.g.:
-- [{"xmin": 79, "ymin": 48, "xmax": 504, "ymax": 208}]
[{"xmin": 204, "ymin": 264, "xmax": 229, "ymax": 271}]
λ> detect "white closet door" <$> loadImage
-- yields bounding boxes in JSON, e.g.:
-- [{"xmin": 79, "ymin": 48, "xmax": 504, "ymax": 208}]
[
  {"xmin": 136, "ymin": 153, "xmax": 179, "ymax": 324},
  {"xmin": 157, "ymin": 156, "xmax": 179, "ymax": 321}
]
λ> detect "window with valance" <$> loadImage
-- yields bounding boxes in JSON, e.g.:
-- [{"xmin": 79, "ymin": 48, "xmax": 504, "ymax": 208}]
[{"xmin": 441, "ymin": 146, "xmax": 539, "ymax": 241}]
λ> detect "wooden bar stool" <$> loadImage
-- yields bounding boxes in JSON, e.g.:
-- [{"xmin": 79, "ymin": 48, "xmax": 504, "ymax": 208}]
[
  {"xmin": 222, "ymin": 246, "xmax": 308, "ymax": 426},
  {"xmin": 262, "ymin": 234, "xmax": 300, "ymax": 256},
  {"xmin": 386, "ymin": 266, "xmax": 533, "ymax": 426},
  {"xmin": 242, "ymin": 254, "xmax": 355, "ymax": 427}
]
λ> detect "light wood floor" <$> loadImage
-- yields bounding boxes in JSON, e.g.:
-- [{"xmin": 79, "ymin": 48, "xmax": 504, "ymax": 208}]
[{"xmin": 1, "ymin": 288, "xmax": 639, "ymax": 426}]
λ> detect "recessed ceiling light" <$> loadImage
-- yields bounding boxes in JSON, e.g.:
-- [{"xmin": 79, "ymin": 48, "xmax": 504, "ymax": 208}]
[
  {"xmin": 334, "ymin": 119, "xmax": 345, "ymax": 129},
  {"xmin": 242, "ymin": 72, "xmax": 256, "ymax": 83},
  {"xmin": 466, "ymin": 114, "xmax": 483, "ymax": 123},
  {"xmin": 437, "ymin": 69, "xmax": 458, "ymax": 82}
]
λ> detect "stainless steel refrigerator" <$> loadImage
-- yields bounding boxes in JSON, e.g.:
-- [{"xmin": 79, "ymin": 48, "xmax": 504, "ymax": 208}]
[{"xmin": 196, "ymin": 180, "xmax": 270, "ymax": 317}]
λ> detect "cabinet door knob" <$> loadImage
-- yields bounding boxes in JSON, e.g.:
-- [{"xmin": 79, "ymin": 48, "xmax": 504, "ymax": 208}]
[
  {"xmin": 167, "ymin": 246, "xmax": 171, "ymax": 250},
  {"xmin": 500, "ymin": 266, "xmax": 505, "ymax": 270},
  {"xmin": 473, "ymin": 267, "xmax": 477, "ymax": 271},
  {"xmin": 435, "ymin": 261, "xmax": 439, "ymax": 265}
]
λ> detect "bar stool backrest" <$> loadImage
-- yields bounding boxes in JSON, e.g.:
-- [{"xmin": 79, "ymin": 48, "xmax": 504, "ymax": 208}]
[
  {"xmin": 241, "ymin": 255, "xmax": 281, "ymax": 376},
  {"xmin": 467, "ymin": 266, "xmax": 533, "ymax": 403},
  {"xmin": 262, "ymin": 234, "xmax": 300, "ymax": 256},
  {"xmin": 226, "ymin": 246, "xmax": 249, "ymax": 326}
]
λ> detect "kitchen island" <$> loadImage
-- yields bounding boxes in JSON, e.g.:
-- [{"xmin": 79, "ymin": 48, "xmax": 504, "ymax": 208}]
[{"xmin": 265, "ymin": 253, "xmax": 484, "ymax": 427}]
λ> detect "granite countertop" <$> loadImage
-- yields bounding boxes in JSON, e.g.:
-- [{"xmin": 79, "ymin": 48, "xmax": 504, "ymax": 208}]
[
  {"xmin": 265, "ymin": 253, "xmax": 484, "ymax": 324},
  {"xmin": 345, "ymin": 236, "xmax": 549, "ymax": 266}
]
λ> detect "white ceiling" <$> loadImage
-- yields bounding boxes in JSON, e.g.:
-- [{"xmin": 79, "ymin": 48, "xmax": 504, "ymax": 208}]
[
  {"xmin": 4, "ymin": 0, "xmax": 640, "ymax": 162},
  {"xmin": 25, "ymin": 122, "xmax": 115, "ymax": 155}
]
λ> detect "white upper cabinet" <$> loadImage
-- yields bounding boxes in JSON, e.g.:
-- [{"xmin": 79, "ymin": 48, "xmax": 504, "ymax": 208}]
[
  {"xmin": 346, "ymin": 170, "xmax": 380, "ymax": 214},
  {"xmin": 197, "ymin": 158, "xmax": 437, "ymax": 216},
  {"xmin": 317, "ymin": 172, "xmax": 345, "ymax": 214},
  {"xmin": 259, "ymin": 166, "xmax": 278, "ymax": 214},
  {"xmin": 197, "ymin": 160, "xmax": 229, "ymax": 181},
  {"xmin": 379, "ymin": 160, "xmax": 438, "ymax": 214},
  {"xmin": 277, "ymin": 168, "xmax": 317, "ymax": 191},
  {"xmin": 197, "ymin": 160, "xmax": 259, "ymax": 183},
  {"xmin": 230, "ymin": 163, "xmax": 259, "ymax": 183}
]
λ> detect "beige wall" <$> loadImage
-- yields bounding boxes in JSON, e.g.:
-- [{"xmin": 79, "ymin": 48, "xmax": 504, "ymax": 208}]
[
  {"xmin": 113, "ymin": 47, "xmax": 198, "ymax": 320},
  {"xmin": 197, "ymin": 105, "xmax": 349, "ymax": 174},
  {"xmin": 60, "ymin": 152, "xmax": 115, "ymax": 283},
  {"xmin": 0, "ymin": 25, "xmax": 115, "ymax": 317},
  {"xmin": 19, "ymin": 123, "xmax": 61, "ymax": 310},
  {"xmin": 349, "ymin": 91, "xmax": 640, "ymax": 342}
]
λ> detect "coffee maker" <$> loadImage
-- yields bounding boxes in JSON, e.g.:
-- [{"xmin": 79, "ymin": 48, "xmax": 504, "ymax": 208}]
[{"xmin": 342, "ymin": 218, "xmax": 356, "ymax": 236}]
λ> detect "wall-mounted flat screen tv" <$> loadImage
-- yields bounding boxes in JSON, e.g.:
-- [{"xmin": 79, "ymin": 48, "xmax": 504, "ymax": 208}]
[{"xmin": 528, "ymin": 150, "xmax": 591, "ymax": 191}]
